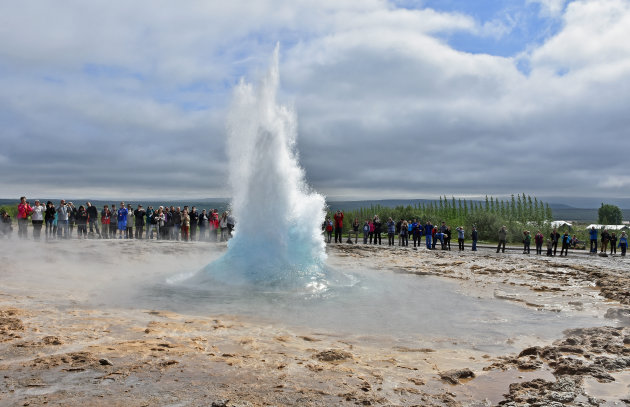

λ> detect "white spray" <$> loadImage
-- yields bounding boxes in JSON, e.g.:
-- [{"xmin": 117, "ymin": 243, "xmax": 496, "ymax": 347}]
[{"xmin": 196, "ymin": 45, "xmax": 327, "ymax": 288}]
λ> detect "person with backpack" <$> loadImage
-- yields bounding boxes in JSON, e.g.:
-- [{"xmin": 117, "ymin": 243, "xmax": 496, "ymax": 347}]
[
  {"xmin": 560, "ymin": 232, "xmax": 571, "ymax": 256},
  {"xmin": 618, "ymin": 232, "xmax": 628, "ymax": 256}
]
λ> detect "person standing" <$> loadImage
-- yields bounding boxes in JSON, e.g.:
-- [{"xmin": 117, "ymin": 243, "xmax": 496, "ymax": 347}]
[
  {"xmin": 333, "ymin": 210, "xmax": 344, "ymax": 243},
  {"xmin": 75, "ymin": 205, "xmax": 88, "ymax": 238},
  {"xmin": 534, "ymin": 230, "xmax": 544, "ymax": 255},
  {"xmin": 134, "ymin": 205, "xmax": 146, "ymax": 239},
  {"xmin": 610, "ymin": 232, "xmax": 617, "ymax": 255},
  {"xmin": 456, "ymin": 226, "xmax": 465, "ymax": 251},
  {"xmin": 117, "ymin": 202, "xmax": 128, "ymax": 239},
  {"xmin": 44, "ymin": 201, "xmax": 56, "ymax": 239},
  {"xmin": 17, "ymin": 197, "xmax": 33, "ymax": 239},
  {"xmin": 560, "ymin": 232, "xmax": 571, "ymax": 256},
  {"xmin": 400, "ymin": 220, "xmax": 409, "ymax": 247},
  {"xmin": 181, "ymin": 209, "xmax": 190, "ymax": 241},
  {"xmin": 350, "ymin": 218, "xmax": 360, "ymax": 244},
  {"xmin": 550, "ymin": 228, "xmax": 561, "ymax": 256},
  {"xmin": 496, "ymin": 226, "xmax": 507, "ymax": 253},
  {"xmin": 67, "ymin": 202, "xmax": 77, "ymax": 238},
  {"xmin": 101, "ymin": 205, "xmax": 111, "ymax": 239},
  {"xmin": 372, "ymin": 215, "xmax": 382, "ymax": 245},
  {"xmin": 198, "ymin": 209, "xmax": 208, "ymax": 241},
  {"xmin": 85, "ymin": 202, "xmax": 100, "ymax": 238},
  {"xmin": 424, "ymin": 220, "xmax": 433, "ymax": 249},
  {"xmin": 522, "ymin": 230, "xmax": 531, "ymax": 254},
  {"xmin": 362, "ymin": 220, "xmax": 370, "ymax": 244},
  {"xmin": 618, "ymin": 232, "xmax": 628, "ymax": 256},
  {"xmin": 31, "ymin": 200, "xmax": 45, "ymax": 240},
  {"xmin": 600, "ymin": 229, "xmax": 610, "ymax": 253},
  {"xmin": 189, "ymin": 207, "xmax": 199, "ymax": 241},
  {"xmin": 226, "ymin": 211, "xmax": 235, "ymax": 239},
  {"xmin": 144, "ymin": 206, "xmax": 154, "ymax": 239},
  {"xmin": 444, "ymin": 226, "xmax": 452, "ymax": 250},
  {"xmin": 588, "ymin": 226, "xmax": 598, "ymax": 253},
  {"xmin": 219, "ymin": 212, "xmax": 229, "ymax": 241},
  {"xmin": 210, "ymin": 209, "xmax": 219, "ymax": 241},
  {"xmin": 386, "ymin": 217, "xmax": 395, "ymax": 246},
  {"xmin": 471, "ymin": 226, "xmax": 478, "ymax": 251},
  {"xmin": 324, "ymin": 217, "xmax": 336, "ymax": 243},
  {"xmin": 126, "ymin": 204, "xmax": 135, "ymax": 239},
  {"xmin": 412, "ymin": 220, "xmax": 423, "ymax": 248}
]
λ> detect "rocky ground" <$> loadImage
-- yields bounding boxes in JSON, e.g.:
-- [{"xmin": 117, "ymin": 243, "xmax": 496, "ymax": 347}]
[{"xmin": 0, "ymin": 240, "xmax": 628, "ymax": 406}]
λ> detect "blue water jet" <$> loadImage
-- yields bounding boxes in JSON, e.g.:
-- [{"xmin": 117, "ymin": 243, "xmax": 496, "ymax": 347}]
[{"xmin": 190, "ymin": 45, "xmax": 328, "ymax": 290}]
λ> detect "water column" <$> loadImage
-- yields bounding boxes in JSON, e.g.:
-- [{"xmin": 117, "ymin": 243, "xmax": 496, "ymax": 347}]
[{"xmin": 198, "ymin": 46, "xmax": 327, "ymax": 288}]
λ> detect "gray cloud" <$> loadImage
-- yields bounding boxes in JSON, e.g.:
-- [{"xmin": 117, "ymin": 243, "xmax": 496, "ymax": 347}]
[{"xmin": 0, "ymin": 0, "xmax": 629, "ymax": 203}]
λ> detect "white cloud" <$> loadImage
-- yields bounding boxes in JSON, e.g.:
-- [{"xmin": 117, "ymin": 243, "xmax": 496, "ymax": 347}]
[{"xmin": 528, "ymin": 0, "xmax": 569, "ymax": 17}]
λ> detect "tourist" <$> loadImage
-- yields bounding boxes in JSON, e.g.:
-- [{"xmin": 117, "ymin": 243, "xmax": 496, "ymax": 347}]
[
  {"xmin": 67, "ymin": 202, "xmax": 77, "ymax": 237},
  {"xmin": 546, "ymin": 238, "xmax": 553, "ymax": 256},
  {"xmin": 534, "ymin": 231, "xmax": 544, "ymax": 255},
  {"xmin": 101, "ymin": 205, "xmax": 111, "ymax": 239},
  {"xmin": 181, "ymin": 209, "xmax": 190, "ymax": 241},
  {"xmin": 560, "ymin": 232, "xmax": 571, "ymax": 256},
  {"xmin": 589, "ymin": 226, "xmax": 598, "ymax": 253},
  {"xmin": 400, "ymin": 220, "xmax": 409, "ymax": 247},
  {"xmin": 219, "ymin": 212, "xmax": 229, "ymax": 241},
  {"xmin": 198, "ymin": 209, "xmax": 208, "ymax": 241},
  {"xmin": 117, "ymin": 202, "xmax": 128, "ymax": 239},
  {"xmin": 333, "ymin": 210, "xmax": 344, "ymax": 243},
  {"xmin": 227, "ymin": 211, "xmax": 235, "ymax": 238},
  {"xmin": 395, "ymin": 219, "xmax": 402, "ymax": 245},
  {"xmin": 125, "ymin": 204, "xmax": 135, "ymax": 239},
  {"xmin": 324, "ymin": 217, "xmax": 333, "ymax": 243},
  {"xmin": 456, "ymin": 226, "xmax": 465, "ymax": 251},
  {"xmin": 362, "ymin": 220, "xmax": 370, "ymax": 244},
  {"xmin": 0, "ymin": 209, "xmax": 12, "ymax": 238},
  {"xmin": 164, "ymin": 207, "xmax": 174, "ymax": 240},
  {"xmin": 601, "ymin": 229, "xmax": 610, "ymax": 253},
  {"xmin": 412, "ymin": 220, "xmax": 423, "ymax": 248},
  {"xmin": 386, "ymin": 217, "xmax": 395, "ymax": 246},
  {"xmin": 75, "ymin": 205, "xmax": 88, "ymax": 239},
  {"xmin": 55, "ymin": 200, "xmax": 70, "ymax": 239},
  {"xmin": 108, "ymin": 203, "xmax": 117, "ymax": 238},
  {"xmin": 210, "ymin": 209, "xmax": 220, "ymax": 241},
  {"xmin": 367, "ymin": 219, "xmax": 374, "ymax": 244},
  {"xmin": 550, "ymin": 228, "xmax": 561, "ymax": 256},
  {"xmin": 424, "ymin": 221, "xmax": 433, "ymax": 249},
  {"xmin": 31, "ymin": 200, "xmax": 45, "ymax": 240},
  {"xmin": 85, "ymin": 202, "xmax": 100, "ymax": 238},
  {"xmin": 144, "ymin": 206, "xmax": 154, "ymax": 239},
  {"xmin": 444, "ymin": 226, "xmax": 452, "ymax": 250},
  {"xmin": 155, "ymin": 207, "xmax": 166, "ymax": 239},
  {"xmin": 610, "ymin": 232, "xmax": 617, "ymax": 255},
  {"xmin": 134, "ymin": 205, "xmax": 146, "ymax": 239},
  {"xmin": 471, "ymin": 226, "xmax": 478, "ymax": 251},
  {"xmin": 44, "ymin": 201, "xmax": 56, "ymax": 239},
  {"xmin": 372, "ymin": 215, "xmax": 382, "ymax": 245},
  {"xmin": 522, "ymin": 230, "xmax": 531, "ymax": 254},
  {"xmin": 496, "ymin": 226, "xmax": 507, "ymax": 253},
  {"xmin": 434, "ymin": 227, "xmax": 444, "ymax": 250},
  {"xmin": 171, "ymin": 207, "xmax": 181, "ymax": 240},
  {"xmin": 350, "ymin": 218, "xmax": 360, "ymax": 244},
  {"xmin": 17, "ymin": 197, "xmax": 33, "ymax": 239},
  {"xmin": 189, "ymin": 207, "xmax": 199, "ymax": 241},
  {"xmin": 618, "ymin": 232, "xmax": 627, "ymax": 256}
]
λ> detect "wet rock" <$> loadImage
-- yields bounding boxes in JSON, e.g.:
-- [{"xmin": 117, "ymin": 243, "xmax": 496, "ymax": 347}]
[
  {"xmin": 98, "ymin": 358, "xmax": 113, "ymax": 366},
  {"xmin": 0, "ymin": 317, "xmax": 24, "ymax": 331},
  {"xmin": 439, "ymin": 368, "xmax": 475, "ymax": 384},
  {"xmin": 211, "ymin": 401, "xmax": 229, "ymax": 407},
  {"xmin": 518, "ymin": 346, "xmax": 540, "ymax": 357},
  {"xmin": 604, "ymin": 308, "xmax": 630, "ymax": 325},
  {"xmin": 41, "ymin": 336, "xmax": 62, "ymax": 345},
  {"xmin": 314, "ymin": 349, "xmax": 353, "ymax": 362}
]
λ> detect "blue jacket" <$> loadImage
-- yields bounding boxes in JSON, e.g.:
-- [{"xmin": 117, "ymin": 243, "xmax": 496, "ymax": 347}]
[
  {"xmin": 424, "ymin": 223, "xmax": 433, "ymax": 234},
  {"xmin": 387, "ymin": 221, "xmax": 395, "ymax": 233},
  {"xmin": 589, "ymin": 228, "xmax": 598, "ymax": 240},
  {"xmin": 619, "ymin": 236, "xmax": 628, "ymax": 247}
]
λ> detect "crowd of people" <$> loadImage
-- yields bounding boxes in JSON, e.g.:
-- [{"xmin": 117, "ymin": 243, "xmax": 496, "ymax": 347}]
[
  {"xmin": 3, "ymin": 198, "xmax": 628, "ymax": 257},
  {"xmin": 324, "ymin": 211, "xmax": 628, "ymax": 257},
  {"xmin": 4, "ymin": 197, "xmax": 236, "ymax": 242}
]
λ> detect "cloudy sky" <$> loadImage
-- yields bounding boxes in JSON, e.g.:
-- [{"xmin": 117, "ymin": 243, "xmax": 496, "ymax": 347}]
[{"xmin": 1, "ymin": 0, "xmax": 629, "ymax": 203}]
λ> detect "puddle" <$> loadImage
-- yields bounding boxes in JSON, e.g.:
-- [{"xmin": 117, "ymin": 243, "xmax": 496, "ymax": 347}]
[{"xmin": 584, "ymin": 370, "xmax": 630, "ymax": 404}]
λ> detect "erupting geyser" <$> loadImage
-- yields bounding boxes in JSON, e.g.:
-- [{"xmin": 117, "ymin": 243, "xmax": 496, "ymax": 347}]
[{"xmin": 193, "ymin": 45, "xmax": 327, "ymax": 288}]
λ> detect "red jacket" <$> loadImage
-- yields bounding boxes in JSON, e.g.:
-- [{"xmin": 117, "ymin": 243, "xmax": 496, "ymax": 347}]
[
  {"xmin": 18, "ymin": 203, "xmax": 32, "ymax": 219},
  {"xmin": 333, "ymin": 212, "xmax": 344, "ymax": 228}
]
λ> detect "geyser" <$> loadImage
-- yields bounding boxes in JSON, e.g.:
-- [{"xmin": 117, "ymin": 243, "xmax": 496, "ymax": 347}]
[{"xmin": 193, "ymin": 46, "xmax": 327, "ymax": 288}]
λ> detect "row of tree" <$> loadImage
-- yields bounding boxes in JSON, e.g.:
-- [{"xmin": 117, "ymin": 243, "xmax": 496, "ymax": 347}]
[{"xmin": 328, "ymin": 194, "xmax": 554, "ymax": 242}]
